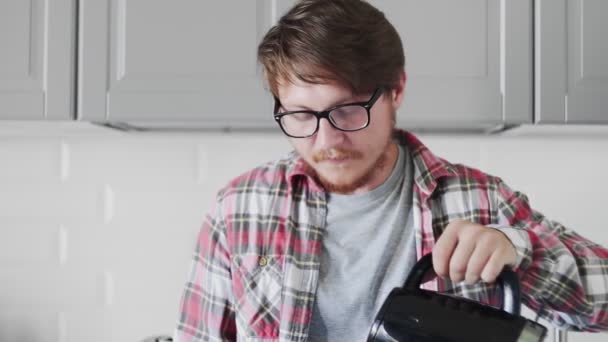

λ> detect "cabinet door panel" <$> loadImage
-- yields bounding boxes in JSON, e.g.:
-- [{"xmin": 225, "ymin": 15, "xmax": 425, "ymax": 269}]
[
  {"xmin": 79, "ymin": 0, "xmax": 277, "ymax": 127},
  {"xmin": 278, "ymin": 0, "xmax": 532, "ymax": 130},
  {"xmin": 567, "ymin": 0, "xmax": 608, "ymax": 123},
  {"xmin": 537, "ymin": 0, "xmax": 608, "ymax": 124},
  {"xmin": 368, "ymin": 0, "xmax": 532, "ymax": 130},
  {"xmin": 0, "ymin": 0, "xmax": 73, "ymax": 120}
]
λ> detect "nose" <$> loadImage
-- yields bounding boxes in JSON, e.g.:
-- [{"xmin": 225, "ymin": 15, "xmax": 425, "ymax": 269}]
[{"xmin": 315, "ymin": 117, "xmax": 344, "ymax": 147}]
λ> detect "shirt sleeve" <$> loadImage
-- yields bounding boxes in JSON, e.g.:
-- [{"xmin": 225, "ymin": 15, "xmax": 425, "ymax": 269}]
[
  {"xmin": 173, "ymin": 195, "xmax": 237, "ymax": 341},
  {"xmin": 492, "ymin": 177, "xmax": 608, "ymax": 332}
]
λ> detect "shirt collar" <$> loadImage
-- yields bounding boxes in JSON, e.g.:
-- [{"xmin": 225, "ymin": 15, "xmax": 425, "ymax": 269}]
[
  {"xmin": 286, "ymin": 151, "xmax": 324, "ymax": 193},
  {"xmin": 393, "ymin": 129, "xmax": 457, "ymax": 197}
]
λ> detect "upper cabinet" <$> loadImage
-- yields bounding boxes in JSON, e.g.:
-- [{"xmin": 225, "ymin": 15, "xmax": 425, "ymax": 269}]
[
  {"xmin": 536, "ymin": 0, "xmax": 608, "ymax": 124},
  {"xmin": 369, "ymin": 0, "xmax": 533, "ymax": 131},
  {"xmin": 0, "ymin": 0, "xmax": 74, "ymax": 120},
  {"xmin": 77, "ymin": 0, "xmax": 275, "ymax": 128},
  {"xmin": 78, "ymin": 0, "xmax": 534, "ymax": 131},
  {"xmin": 1, "ymin": 0, "xmax": 607, "ymax": 129}
]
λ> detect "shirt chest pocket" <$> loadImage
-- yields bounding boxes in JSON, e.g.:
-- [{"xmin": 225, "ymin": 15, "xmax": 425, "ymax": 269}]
[{"xmin": 233, "ymin": 254, "xmax": 284, "ymax": 339}]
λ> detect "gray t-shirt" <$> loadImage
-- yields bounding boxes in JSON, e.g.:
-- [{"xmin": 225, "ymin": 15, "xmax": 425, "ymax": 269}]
[{"xmin": 308, "ymin": 144, "xmax": 417, "ymax": 341}]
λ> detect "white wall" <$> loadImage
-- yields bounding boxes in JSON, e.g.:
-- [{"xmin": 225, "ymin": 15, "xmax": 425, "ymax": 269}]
[{"xmin": 1, "ymin": 122, "xmax": 607, "ymax": 341}]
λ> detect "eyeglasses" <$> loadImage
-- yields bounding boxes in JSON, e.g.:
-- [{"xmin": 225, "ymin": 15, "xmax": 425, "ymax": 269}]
[{"xmin": 273, "ymin": 88, "xmax": 383, "ymax": 138}]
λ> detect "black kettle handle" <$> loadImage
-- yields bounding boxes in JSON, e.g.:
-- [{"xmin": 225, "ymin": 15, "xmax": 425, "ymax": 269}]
[{"xmin": 404, "ymin": 253, "xmax": 521, "ymax": 316}]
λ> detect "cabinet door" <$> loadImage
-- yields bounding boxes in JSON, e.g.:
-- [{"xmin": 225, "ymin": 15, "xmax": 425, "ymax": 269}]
[
  {"xmin": 537, "ymin": 0, "xmax": 608, "ymax": 124},
  {"xmin": 0, "ymin": 0, "xmax": 74, "ymax": 120},
  {"xmin": 369, "ymin": 0, "xmax": 533, "ymax": 131},
  {"xmin": 78, "ymin": 0, "xmax": 278, "ymax": 128},
  {"xmin": 275, "ymin": 0, "xmax": 533, "ymax": 132}
]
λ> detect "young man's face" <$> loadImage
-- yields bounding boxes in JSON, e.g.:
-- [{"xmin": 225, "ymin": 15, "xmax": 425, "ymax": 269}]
[{"xmin": 276, "ymin": 78, "xmax": 404, "ymax": 194}]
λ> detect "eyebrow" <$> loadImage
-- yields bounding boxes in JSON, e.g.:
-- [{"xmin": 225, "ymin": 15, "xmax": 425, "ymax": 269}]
[{"xmin": 279, "ymin": 94, "xmax": 364, "ymax": 112}]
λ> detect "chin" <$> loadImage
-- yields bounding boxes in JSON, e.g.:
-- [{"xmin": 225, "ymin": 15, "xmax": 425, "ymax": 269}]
[
  {"xmin": 315, "ymin": 170, "xmax": 365, "ymax": 194},
  {"xmin": 317, "ymin": 166, "xmax": 354, "ymax": 181}
]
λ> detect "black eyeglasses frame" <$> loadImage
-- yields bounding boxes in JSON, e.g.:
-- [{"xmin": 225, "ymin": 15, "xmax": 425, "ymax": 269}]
[{"xmin": 273, "ymin": 87, "xmax": 383, "ymax": 138}]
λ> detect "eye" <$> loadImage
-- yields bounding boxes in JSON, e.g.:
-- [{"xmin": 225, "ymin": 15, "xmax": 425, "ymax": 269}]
[
  {"xmin": 332, "ymin": 105, "xmax": 361, "ymax": 117},
  {"xmin": 329, "ymin": 106, "xmax": 369, "ymax": 130},
  {"xmin": 288, "ymin": 112, "xmax": 315, "ymax": 122}
]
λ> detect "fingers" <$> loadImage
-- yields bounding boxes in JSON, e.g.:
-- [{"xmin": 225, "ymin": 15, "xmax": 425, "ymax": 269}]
[
  {"xmin": 432, "ymin": 220, "xmax": 517, "ymax": 285},
  {"xmin": 465, "ymin": 246, "xmax": 491, "ymax": 284},
  {"xmin": 480, "ymin": 251, "xmax": 504, "ymax": 283},
  {"xmin": 448, "ymin": 237, "xmax": 476, "ymax": 282},
  {"xmin": 432, "ymin": 222, "xmax": 460, "ymax": 279}
]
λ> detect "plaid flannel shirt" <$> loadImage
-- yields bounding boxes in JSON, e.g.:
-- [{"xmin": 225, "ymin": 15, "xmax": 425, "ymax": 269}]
[{"xmin": 174, "ymin": 130, "xmax": 608, "ymax": 341}]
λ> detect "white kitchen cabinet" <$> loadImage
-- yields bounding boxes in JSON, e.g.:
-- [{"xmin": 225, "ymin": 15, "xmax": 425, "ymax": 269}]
[
  {"xmin": 77, "ymin": 0, "xmax": 533, "ymax": 131},
  {"xmin": 0, "ymin": 0, "xmax": 75, "ymax": 120},
  {"xmin": 368, "ymin": 0, "xmax": 534, "ymax": 131},
  {"xmin": 536, "ymin": 0, "xmax": 608, "ymax": 124},
  {"xmin": 77, "ymin": 0, "xmax": 275, "ymax": 128},
  {"xmin": 277, "ymin": 0, "xmax": 534, "ymax": 132},
  {"xmin": 3, "ymin": 0, "xmax": 607, "ymax": 128}
]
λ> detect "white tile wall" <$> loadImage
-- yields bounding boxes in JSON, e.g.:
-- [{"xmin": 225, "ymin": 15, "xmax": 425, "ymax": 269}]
[{"xmin": 1, "ymin": 123, "xmax": 607, "ymax": 341}]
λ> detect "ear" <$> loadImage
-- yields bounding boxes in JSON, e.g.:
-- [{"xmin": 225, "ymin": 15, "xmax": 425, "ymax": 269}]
[{"xmin": 390, "ymin": 70, "xmax": 407, "ymax": 109}]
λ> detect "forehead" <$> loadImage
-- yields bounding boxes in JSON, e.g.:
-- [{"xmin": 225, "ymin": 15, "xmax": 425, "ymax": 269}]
[{"xmin": 276, "ymin": 80, "xmax": 369, "ymax": 111}]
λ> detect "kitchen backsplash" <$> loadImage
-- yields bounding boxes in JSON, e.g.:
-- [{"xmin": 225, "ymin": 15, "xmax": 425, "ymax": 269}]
[{"xmin": 1, "ymin": 122, "xmax": 607, "ymax": 341}]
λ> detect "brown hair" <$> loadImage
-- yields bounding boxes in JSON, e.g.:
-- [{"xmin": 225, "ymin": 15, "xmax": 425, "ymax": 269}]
[{"xmin": 257, "ymin": 0, "xmax": 405, "ymax": 97}]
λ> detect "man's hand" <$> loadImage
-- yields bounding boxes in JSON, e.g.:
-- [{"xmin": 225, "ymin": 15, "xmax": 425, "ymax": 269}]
[{"xmin": 432, "ymin": 219, "xmax": 517, "ymax": 285}]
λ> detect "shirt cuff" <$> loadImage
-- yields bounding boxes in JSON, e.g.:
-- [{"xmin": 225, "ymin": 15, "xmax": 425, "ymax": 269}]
[{"xmin": 487, "ymin": 225, "xmax": 532, "ymax": 271}]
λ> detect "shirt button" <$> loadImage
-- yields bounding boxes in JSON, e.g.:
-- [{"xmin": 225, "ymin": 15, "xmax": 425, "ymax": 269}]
[{"xmin": 258, "ymin": 256, "xmax": 268, "ymax": 267}]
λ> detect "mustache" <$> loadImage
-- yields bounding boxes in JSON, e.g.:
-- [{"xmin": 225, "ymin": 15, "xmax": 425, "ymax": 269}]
[{"xmin": 312, "ymin": 148, "xmax": 363, "ymax": 162}]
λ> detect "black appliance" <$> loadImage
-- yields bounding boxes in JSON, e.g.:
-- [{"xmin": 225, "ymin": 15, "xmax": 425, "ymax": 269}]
[{"xmin": 368, "ymin": 253, "xmax": 547, "ymax": 342}]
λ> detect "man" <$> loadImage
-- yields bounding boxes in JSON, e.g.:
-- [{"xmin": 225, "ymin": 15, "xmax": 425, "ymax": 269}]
[{"xmin": 174, "ymin": 0, "xmax": 608, "ymax": 341}]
